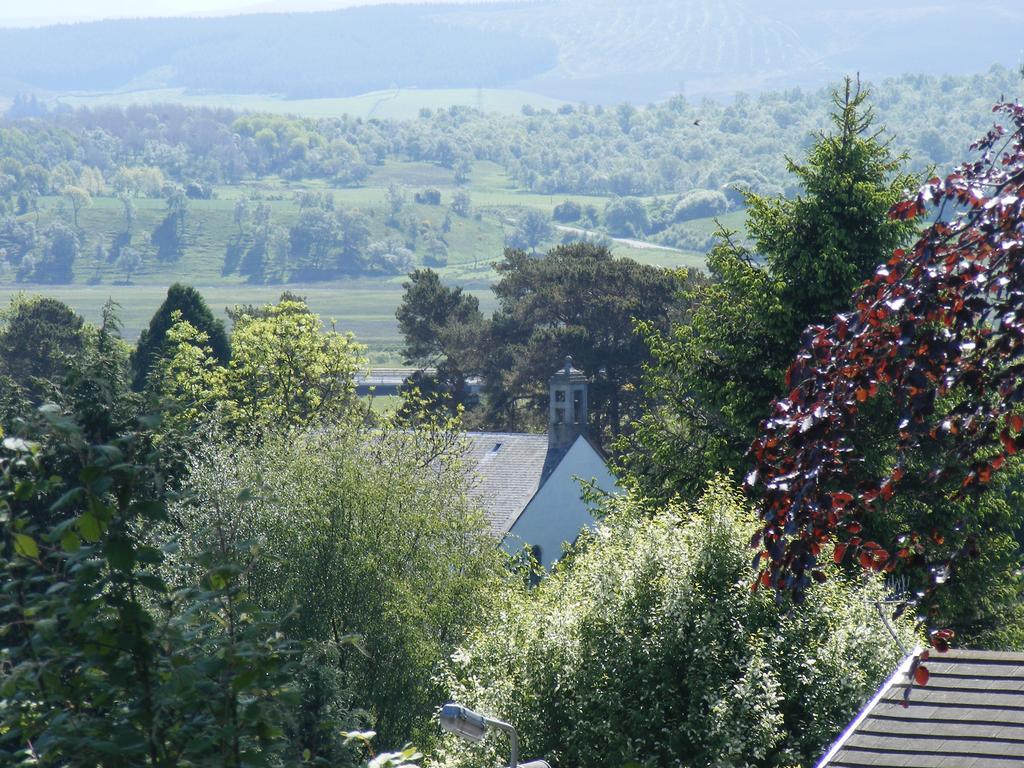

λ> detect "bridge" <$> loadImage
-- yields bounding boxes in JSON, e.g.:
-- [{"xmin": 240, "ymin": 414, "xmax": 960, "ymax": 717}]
[{"xmin": 355, "ymin": 368, "xmax": 481, "ymax": 397}]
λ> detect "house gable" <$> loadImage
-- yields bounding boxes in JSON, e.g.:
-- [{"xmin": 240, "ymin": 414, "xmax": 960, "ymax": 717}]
[{"xmin": 503, "ymin": 434, "xmax": 618, "ymax": 569}]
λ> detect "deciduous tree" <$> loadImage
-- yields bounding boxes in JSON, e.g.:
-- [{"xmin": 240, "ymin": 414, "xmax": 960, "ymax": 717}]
[
  {"xmin": 439, "ymin": 479, "xmax": 907, "ymax": 768},
  {"xmin": 131, "ymin": 283, "xmax": 230, "ymax": 391}
]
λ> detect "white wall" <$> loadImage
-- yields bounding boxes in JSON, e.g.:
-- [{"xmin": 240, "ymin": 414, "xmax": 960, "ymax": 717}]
[{"xmin": 503, "ymin": 436, "xmax": 619, "ymax": 569}]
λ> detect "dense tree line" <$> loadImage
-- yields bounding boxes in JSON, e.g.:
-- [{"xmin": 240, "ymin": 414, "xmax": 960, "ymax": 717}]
[
  {"xmin": 0, "ymin": 67, "xmax": 1013, "ymax": 283},
  {"xmin": 397, "ymin": 80, "xmax": 1024, "ymax": 649},
  {"xmin": 0, "ymin": 66, "xmax": 1016, "ymax": 199},
  {"xmin": 397, "ymin": 242, "xmax": 692, "ymax": 443}
]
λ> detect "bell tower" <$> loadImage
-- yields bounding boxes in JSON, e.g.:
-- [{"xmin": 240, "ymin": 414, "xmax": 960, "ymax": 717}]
[{"xmin": 548, "ymin": 356, "xmax": 588, "ymax": 450}]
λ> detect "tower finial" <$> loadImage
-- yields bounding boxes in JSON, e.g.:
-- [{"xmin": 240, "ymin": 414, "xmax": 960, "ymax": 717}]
[{"xmin": 549, "ymin": 355, "xmax": 588, "ymax": 450}]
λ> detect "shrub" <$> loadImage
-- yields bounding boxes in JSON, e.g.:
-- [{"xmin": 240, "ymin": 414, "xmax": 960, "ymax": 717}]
[
  {"xmin": 172, "ymin": 422, "xmax": 505, "ymax": 748},
  {"xmin": 414, "ymin": 188, "xmax": 442, "ymax": 205},
  {"xmin": 552, "ymin": 200, "xmax": 582, "ymax": 222},
  {"xmin": 673, "ymin": 189, "xmax": 730, "ymax": 222},
  {"xmin": 438, "ymin": 479, "xmax": 909, "ymax": 768}
]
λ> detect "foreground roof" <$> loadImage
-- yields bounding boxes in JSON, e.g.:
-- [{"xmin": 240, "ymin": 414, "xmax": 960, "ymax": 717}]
[
  {"xmin": 817, "ymin": 648, "xmax": 1024, "ymax": 768},
  {"xmin": 462, "ymin": 432, "xmax": 566, "ymax": 536}
]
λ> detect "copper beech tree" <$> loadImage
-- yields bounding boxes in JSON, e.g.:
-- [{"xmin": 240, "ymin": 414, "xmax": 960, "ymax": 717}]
[{"xmin": 747, "ymin": 102, "xmax": 1024, "ymax": 670}]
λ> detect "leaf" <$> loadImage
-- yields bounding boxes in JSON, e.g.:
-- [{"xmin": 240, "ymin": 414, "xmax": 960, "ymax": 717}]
[
  {"xmin": 833, "ymin": 542, "xmax": 848, "ymax": 564},
  {"xmin": 13, "ymin": 533, "xmax": 39, "ymax": 559},
  {"xmin": 129, "ymin": 500, "xmax": 167, "ymax": 521},
  {"xmin": 104, "ymin": 536, "xmax": 135, "ymax": 571},
  {"xmin": 61, "ymin": 531, "xmax": 81, "ymax": 553},
  {"xmin": 79, "ymin": 514, "xmax": 102, "ymax": 542},
  {"xmin": 3, "ymin": 437, "xmax": 37, "ymax": 453},
  {"xmin": 343, "ymin": 730, "xmax": 377, "ymax": 746},
  {"xmin": 914, "ymin": 665, "xmax": 930, "ymax": 686},
  {"xmin": 135, "ymin": 573, "xmax": 166, "ymax": 593},
  {"xmin": 50, "ymin": 487, "xmax": 83, "ymax": 512}
]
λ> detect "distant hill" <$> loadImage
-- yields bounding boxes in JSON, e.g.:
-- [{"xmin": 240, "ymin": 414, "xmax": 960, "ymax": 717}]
[
  {"xmin": 0, "ymin": 0, "xmax": 1020, "ymax": 104},
  {"xmin": 0, "ymin": 5, "xmax": 557, "ymax": 98}
]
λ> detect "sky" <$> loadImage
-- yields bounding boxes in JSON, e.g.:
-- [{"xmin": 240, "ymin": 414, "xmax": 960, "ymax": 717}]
[{"xmin": 0, "ymin": 0, "xmax": 486, "ymax": 27}]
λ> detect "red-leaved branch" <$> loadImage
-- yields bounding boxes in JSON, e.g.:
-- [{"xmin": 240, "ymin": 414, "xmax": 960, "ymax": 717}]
[{"xmin": 748, "ymin": 102, "xmax": 1024, "ymax": 654}]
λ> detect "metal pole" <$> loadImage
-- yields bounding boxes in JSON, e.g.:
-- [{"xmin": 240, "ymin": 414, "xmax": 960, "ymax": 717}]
[{"xmin": 482, "ymin": 715, "xmax": 518, "ymax": 768}]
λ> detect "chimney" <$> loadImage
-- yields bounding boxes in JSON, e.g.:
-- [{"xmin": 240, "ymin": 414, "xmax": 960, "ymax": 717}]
[{"xmin": 548, "ymin": 355, "xmax": 588, "ymax": 450}]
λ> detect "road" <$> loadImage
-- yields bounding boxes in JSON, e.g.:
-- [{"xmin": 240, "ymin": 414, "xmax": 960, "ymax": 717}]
[{"xmin": 553, "ymin": 225, "xmax": 684, "ymax": 253}]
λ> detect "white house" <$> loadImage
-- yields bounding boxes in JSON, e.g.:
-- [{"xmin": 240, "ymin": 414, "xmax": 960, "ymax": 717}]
[{"xmin": 462, "ymin": 356, "xmax": 619, "ymax": 569}]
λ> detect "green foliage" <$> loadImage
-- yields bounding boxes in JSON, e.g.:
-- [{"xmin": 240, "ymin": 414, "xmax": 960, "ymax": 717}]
[
  {"xmin": 19, "ymin": 221, "xmax": 79, "ymax": 284},
  {"xmin": 0, "ymin": 408, "xmax": 305, "ymax": 766},
  {"xmin": 480, "ymin": 242, "xmax": 688, "ymax": 441},
  {"xmin": 552, "ymin": 200, "xmax": 581, "ymax": 223},
  {"xmin": 623, "ymin": 79, "xmax": 917, "ymax": 498},
  {"xmin": 504, "ymin": 209, "xmax": 553, "ymax": 253},
  {"xmin": 438, "ymin": 479, "xmax": 909, "ymax": 768},
  {"xmin": 151, "ymin": 189, "xmax": 188, "ymax": 263},
  {"xmin": 158, "ymin": 297, "xmax": 366, "ymax": 434},
  {"xmin": 395, "ymin": 269, "xmax": 484, "ymax": 416},
  {"xmin": 0, "ymin": 295, "xmax": 84, "ymax": 405},
  {"xmin": 603, "ymin": 196, "xmax": 650, "ymax": 237},
  {"xmin": 0, "ymin": 309, "xmax": 429, "ymax": 766},
  {"xmin": 752, "ymin": 79, "xmax": 918, "ymax": 337},
  {"xmin": 396, "ymin": 269, "xmax": 482, "ymax": 367},
  {"xmin": 131, "ymin": 283, "xmax": 230, "ymax": 391},
  {"xmin": 0, "ymin": 295, "xmax": 136, "ymax": 447},
  {"xmin": 449, "ymin": 191, "xmax": 471, "ymax": 218},
  {"xmin": 672, "ymin": 189, "xmax": 730, "ymax": 222},
  {"xmin": 170, "ymin": 419, "xmax": 505, "ymax": 748}
]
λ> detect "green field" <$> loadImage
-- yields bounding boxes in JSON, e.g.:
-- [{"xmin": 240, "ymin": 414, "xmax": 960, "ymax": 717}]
[
  {"xmin": 6, "ymin": 159, "xmax": 714, "ymax": 363},
  {"xmin": 53, "ymin": 88, "xmax": 571, "ymax": 121},
  {"xmin": 0, "ymin": 283, "xmax": 499, "ymax": 366}
]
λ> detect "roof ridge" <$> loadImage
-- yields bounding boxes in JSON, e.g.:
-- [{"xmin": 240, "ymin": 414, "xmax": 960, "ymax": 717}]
[{"xmin": 815, "ymin": 650, "xmax": 920, "ymax": 768}]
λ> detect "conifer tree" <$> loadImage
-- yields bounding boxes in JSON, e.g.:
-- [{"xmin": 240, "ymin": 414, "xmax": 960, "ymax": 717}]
[
  {"xmin": 130, "ymin": 283, "xmax": 229, "ymax": 391},
  {"xmin": 623, "ymin": 78, "xmax": 918, "ymax": 499}
]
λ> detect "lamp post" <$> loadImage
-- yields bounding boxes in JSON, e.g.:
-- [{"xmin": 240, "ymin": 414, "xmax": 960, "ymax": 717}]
[{"xmin": 439, "ymin": 703, "xmax": 550, "ymax": 768}]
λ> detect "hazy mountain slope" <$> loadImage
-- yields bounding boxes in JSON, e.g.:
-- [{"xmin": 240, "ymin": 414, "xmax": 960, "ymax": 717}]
[
  {"xmin": 443, "ymin": 0, "xmax": 818, "ymax": 79},
  {"xmin": 0, "ymin": 6, "xmax": 556, "ymax": 98},
  {"xmin": 766, "ymin": 0, "xmax": 1024, "ymax": 79},
  {"xmin": 0, "ymin": 0, "xmax": 1019, "ymax": 104}
]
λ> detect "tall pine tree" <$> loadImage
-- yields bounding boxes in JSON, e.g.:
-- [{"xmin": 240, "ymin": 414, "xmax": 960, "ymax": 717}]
[{"xmin": 621, "ymin": 78, "xmax": 918, "ymax": 499}]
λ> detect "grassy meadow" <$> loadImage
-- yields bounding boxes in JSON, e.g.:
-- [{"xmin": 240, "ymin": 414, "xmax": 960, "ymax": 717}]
[
  {"xmin": 5, "ymin": 159, "xmax": 715, "ymax": 363},
  {"xmin": 53, "ymin": 87, "xmax": 571, "ymax": 121}
]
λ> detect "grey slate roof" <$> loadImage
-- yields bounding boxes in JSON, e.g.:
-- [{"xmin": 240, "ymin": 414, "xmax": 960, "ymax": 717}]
[
  {"xmin": 461, "ymin": 432, "xmax": 568, "ymax": 536},
  {"xmin": 818, "ymin": 648, "xmax": 1024, "ymax": 768}
]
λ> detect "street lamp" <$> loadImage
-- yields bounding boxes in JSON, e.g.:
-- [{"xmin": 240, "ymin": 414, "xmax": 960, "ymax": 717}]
[{"xmin": 439, "ymin": 703, "xmax": 551, "ymax": 768}]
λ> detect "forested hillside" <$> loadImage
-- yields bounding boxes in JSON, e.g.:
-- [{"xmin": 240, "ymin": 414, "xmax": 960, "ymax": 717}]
[
  {"xmin": 0, "ymin": 6, "xmax": 556, "ymax": 98},
  {"xmin": 0, "ymin": 66, "xmax": 1017, "ymax": 353}
]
